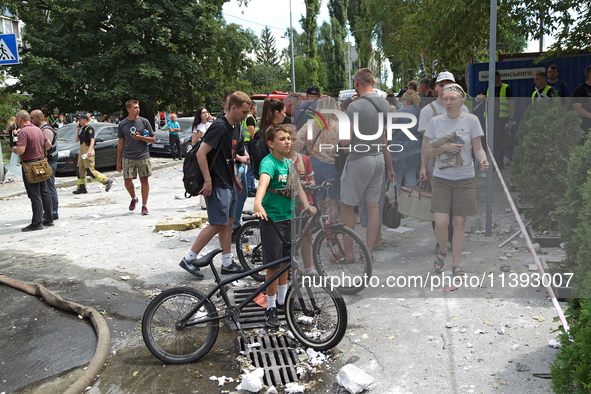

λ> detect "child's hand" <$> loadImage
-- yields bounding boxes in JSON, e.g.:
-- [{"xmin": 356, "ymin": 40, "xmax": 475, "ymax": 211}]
[
  {"xmin": 254, "ymin": 204, "xmax": 268, "ymax": 221},
  {"xmin": 304, "ymin": 206, "xmax": 317, "ymax": 216}
]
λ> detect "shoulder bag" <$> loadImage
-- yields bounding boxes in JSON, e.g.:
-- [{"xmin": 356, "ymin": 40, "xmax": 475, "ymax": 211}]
[{"xmin": 21, "ymin": 151, "xmax": 52, "ymax": 184}]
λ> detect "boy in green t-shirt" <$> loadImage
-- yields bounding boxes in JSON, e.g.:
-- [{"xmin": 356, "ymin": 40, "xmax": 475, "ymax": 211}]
[{"xmin": 253, "ymin": 124, "xmax": 317, "ymax": 328}]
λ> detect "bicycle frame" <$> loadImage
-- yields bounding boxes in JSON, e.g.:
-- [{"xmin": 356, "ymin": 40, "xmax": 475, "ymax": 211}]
[{"xmin": 180, "ymin": 215, "xmax": 320, "ymax": 329}]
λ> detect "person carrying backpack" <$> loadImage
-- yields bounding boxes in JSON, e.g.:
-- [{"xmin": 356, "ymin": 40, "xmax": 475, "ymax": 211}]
[{"xmin": 180, "ymin": 92, "xmax": 252, "ymax": 279}]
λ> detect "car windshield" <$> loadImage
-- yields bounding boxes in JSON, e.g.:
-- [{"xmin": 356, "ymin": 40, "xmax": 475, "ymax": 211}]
[{"xmin": 56, "ymin": 123, "xmax": 78, "ymax": 141}]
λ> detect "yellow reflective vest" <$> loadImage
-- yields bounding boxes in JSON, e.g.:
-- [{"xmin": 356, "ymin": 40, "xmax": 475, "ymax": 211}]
[{"xmin": 485, "ymin": 83, "xmax": 510, "ymax": 118}]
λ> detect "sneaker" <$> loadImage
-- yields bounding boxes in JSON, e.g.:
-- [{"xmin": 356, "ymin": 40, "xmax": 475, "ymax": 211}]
[
  {"xmin": 22, "ymin": 224, "xmax": 43, "ymax": 232},
  {"xmin": 42, "ymin": 221, "xmax": 54, "ymax": 227},
  {"xmin": 52, "ymin": 213, "xmax": 59, "ymax": 220},
  {"xmin": 141, "ymin": 205, "xmax": 149, "ymax": 215},
  {"xmin": 129, "ymin": 197, "xmax": 138, "ymax": 211},
  {"xmin": 105, "ymin": 178, "xmax": 114, "ymax": 192},
  {"xmin": 265, "ymin": 307, "xmax": 280, "ymax": 328},
  {"xmin": 221, "ymin": 261, "xmax": 246, "ymax": 275},
  {"xmin": 248, "ymin": 189, "xmax": 257, "ymax": 198},
  {"xmin": 179, "ymin": 258, "xmax": 204, "ymax": 280}
]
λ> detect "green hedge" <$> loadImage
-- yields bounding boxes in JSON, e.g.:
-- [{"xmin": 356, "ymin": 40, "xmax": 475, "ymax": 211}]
[
  {"xmin": 551, "ymin": 298, "xmax": 591, "ymax": 394},
  {"xmin": 512, "ymin": 99, "xmax": 582, "ymax": 230}
]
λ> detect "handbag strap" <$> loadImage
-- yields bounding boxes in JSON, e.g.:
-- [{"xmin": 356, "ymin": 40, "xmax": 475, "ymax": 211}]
[
  {"xmin": 408, "ymin": 179, "xmax": 430, "ymax": 199},
  {"xmin": 308, "ymin": 123, "xmax": 325, "ymax": 156}
]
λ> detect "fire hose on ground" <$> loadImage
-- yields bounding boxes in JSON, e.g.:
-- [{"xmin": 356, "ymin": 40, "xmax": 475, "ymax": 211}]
[{"xmin": 0, "ymin": 274, "xmax": 111, "ymax": 394}]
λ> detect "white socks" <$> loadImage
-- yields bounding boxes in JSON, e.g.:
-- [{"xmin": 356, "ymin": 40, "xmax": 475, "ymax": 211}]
[
  {"xmin": 267, "ymin": 294, "xmax": 277, "ymax": 309},
  {"xmin": 185, "ymin": 251, "xmax": 198, "ymax": 261},
  {"xmin": 304, "ymin": 267, "xmax": 313, "ymax": 275},
  {"xmin": 277, "ymin": 284, "xmax": 288, "ymax": 305},
  {"xmin": 222, "ymin": 253, "xmax": 232, "ymax": 268}
]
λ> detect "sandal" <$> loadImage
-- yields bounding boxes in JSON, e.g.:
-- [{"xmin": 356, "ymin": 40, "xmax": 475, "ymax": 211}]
[
  {"xmin": 452, "ymin": 266, "xmax": 466, "ymax": 277},
  {"xmin": 433, "ymin": 250, "xmax": 447, "ymax": 273},
  {"xmin": 373, "ymin": 240, "xmax": 385, "ymax": 251}
]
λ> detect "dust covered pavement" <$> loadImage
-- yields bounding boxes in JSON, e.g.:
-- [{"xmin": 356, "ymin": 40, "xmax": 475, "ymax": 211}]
[{"xmin": 0, "ymin": 162, "xmax": 566, "ymax": 393}]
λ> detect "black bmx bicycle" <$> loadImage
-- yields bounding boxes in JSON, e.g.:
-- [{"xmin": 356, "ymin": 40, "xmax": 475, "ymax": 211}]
[
  {"xmin": 142, "ymin": 216, "xmax": 348, "ymax": 364},
  {"xmin": 235, "ymin": 178, "xmax": 372, "ymax": 294}
]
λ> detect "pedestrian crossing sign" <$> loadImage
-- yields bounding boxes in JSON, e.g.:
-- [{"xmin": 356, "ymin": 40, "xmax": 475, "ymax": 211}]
[{"xmin": 0, "ymin": 34, "xmax": 19, "ymax": 65}]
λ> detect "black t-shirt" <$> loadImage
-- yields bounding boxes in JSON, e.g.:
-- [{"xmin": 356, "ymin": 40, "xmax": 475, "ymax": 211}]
[
  {"xmin": 573, "ymin": 83, "xmax": 591, "ymax": 136},
  {"xmin": 79, "ymin": 125, "xmax": 95, "ymax": 145},
  {"xmin": 282, "ymin": 115, "xmax": 292, "ymax": 124},
  {"xmin": 202, "ymin": 115, "xmax": 235, "ymax": 189}
]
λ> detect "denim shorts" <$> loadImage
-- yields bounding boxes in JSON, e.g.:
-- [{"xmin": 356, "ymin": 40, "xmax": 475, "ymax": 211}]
[{"xmin": 205, "ymin": 187, "xmax": 236, "ymax": 225}]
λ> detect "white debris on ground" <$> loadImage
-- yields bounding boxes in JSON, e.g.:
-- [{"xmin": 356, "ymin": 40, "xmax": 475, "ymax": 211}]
[
  {"xmin": 236, "ymin": 368, "xmax": 264, "ymax": 392},
  {"xmin": 231, "ymin": 280, "xmax": 250, "ymax": 287},
  {"xmin": 158, "ymin": 230, "xmax": 178, "ymax": 237},
  {"xmin": 549, "ymin": 339, "xmax": 561, "ymax": 348},
  {"xmin": 284, "ymin": 382, "xmax": 306, "ymax": 393},
  {"xmin": 208, "ymin": 375, "xmax": 234, "ymax": 386},
  {"xmin": 336, "ymin": 364, "xmax": 375, "ymax": 394}
]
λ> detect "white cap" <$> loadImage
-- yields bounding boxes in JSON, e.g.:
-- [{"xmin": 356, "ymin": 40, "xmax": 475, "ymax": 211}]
[{"xmin": 436, "ymin": 71, "xmax": 455, "ymax": 83}]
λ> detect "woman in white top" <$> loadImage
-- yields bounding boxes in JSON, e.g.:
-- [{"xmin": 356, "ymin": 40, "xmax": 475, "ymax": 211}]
[
  {"xmin": 424, "ymin": 84, "xmax": 489, "ymax": 277},
  {"xmin": 191, "ymin": 106, "xmax": 213, "ymax": 146}
]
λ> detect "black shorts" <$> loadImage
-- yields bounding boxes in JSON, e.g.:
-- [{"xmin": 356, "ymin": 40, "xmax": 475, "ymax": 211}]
[{"xmin": 259, "ymin": 219, "xmax": 291, "ymax": 269}]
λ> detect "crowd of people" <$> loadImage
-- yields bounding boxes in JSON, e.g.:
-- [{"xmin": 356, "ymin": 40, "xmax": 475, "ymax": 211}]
[{"xmin": 7, "ymin": 63, "xmax": 591, "ymax": 327}]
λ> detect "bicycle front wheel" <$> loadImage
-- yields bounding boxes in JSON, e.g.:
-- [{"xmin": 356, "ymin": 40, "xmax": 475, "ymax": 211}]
[
  {"xmin": 235, "ymin": 220, "xmax": 265, "ymax": 282},
  {"xmin": 312, "ymin": 225, "xmax": 372, "ymax": 294},
  {"xmin": 142, "ymin": 287, "xmax": 219, "ymax": 364},
  {"xmin": 284, "ymin": 279, "xmax": 347, "ymax": 350}
]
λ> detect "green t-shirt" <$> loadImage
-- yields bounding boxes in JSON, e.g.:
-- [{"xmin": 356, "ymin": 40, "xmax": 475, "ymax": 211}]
[{"xmin": 260, "ymin": 154, "xmax": 293, "ymax": 221}]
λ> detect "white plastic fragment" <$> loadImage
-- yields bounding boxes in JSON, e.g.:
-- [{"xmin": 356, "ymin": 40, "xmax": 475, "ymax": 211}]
[
  {"xmin": 265, "ymin": 386, "xmax": 279, "ymax": 394},
  {"xmin": 158, "ymin": 230, "xmax": 177, "ymax": 237},
  {"xmin": 285, "ymin": 382, "xmax": 306, "ymax": 393},
  {"xmin": 297, "ymin": 316, "xmax": 314, "ymax": 325},
  {"xmin": 306, "ymin": 348, "xmax": 327, "ymax": 366},
  {"xmin": 497, "ymin": 326, "xmax": 506, "ymax": 335},
  {"xmin": 232, "ymin": 280, "xmax": 250, "ymax": 287},
  {"xmin": 337, "ymin": 364, "xmax": 375, "ymax": 394},
  {"xmin": 236, "ymin": 368, "xmax": 264, "ymax": 393},
  {"xmin": 549, "ymin": 339, "xmax": 561, "ymax": 348}
]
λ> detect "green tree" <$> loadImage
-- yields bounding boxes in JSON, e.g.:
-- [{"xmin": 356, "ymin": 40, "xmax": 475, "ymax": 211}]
[
  {"xmin": 256, "ymin": 26, "xmax": 280, "ymax": 68},
  {"xmin": 299, "ymin": 0, "xmax": 321, "ymax": 85},
  {"xmin": 4, "ymin": 0, "xmax": 256, "ymax": 119}
]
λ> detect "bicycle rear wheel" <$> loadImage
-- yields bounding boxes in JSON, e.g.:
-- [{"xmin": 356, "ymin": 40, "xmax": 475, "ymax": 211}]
[
  {"xmin": 235, "ymin": 220, "xmax": 265, "ymax": 282},
  {"xmin": 142, "ymin": 287, "xmax": 219, "ymax": 364},
  {"xmin": 312, "ymin": 225, "xmax": 372, "ymax": 294},
  {"xmin": 284, "ymin": 278, "xmax": 347, "ymax": 350}
]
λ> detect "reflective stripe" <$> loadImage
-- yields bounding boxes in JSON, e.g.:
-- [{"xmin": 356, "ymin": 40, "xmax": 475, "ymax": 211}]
[
  {"xmin": 485, "ymin": 83, "xmax": 509, "ymax": 118},
  {"xmin": 531, "ymin": 86, "xmax": 552, "ymax": 104}
]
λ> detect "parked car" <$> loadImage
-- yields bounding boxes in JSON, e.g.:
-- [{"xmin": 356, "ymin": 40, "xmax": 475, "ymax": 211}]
[
  {"xmin": 55, "ymin": 122, "xmax": 119, "ymax": 175},
  {"xmin": 149, "ymin": 117, "xmax": 194, "ymax": 157}
]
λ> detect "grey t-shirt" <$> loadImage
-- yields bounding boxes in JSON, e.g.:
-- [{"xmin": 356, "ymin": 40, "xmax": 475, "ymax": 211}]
[
  {"xmin": 293, "ymin": 101, "xmax": 319, "ymax": 130},
  {"xmin": 118, "ymin": 117, "xmax": 154, "ymax": 160},
  {"xmin": 346, "ymin": 93, "xmax": 391, "ymax": 157}
]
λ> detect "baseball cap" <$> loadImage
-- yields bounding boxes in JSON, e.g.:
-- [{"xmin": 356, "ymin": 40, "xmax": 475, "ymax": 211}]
[
  {"xmin": 436, "ymin": 71, "xmax": 455, "ymax": 83},
  {"xmin": 76, "ymin": 114, "xmax": 89, "ymax": 121},
  {"xmin": 306, "ymin": 85, "xmax": 320, "ymax": 95}
]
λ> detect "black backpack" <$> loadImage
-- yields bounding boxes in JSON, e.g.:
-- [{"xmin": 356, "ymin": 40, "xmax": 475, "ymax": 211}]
[
  {"xmin": 182, "ymin": 124, "xmax": 225, "ymax": 198},
  {"xmin": 247, "ymin": 131, "xmax": 270, "ymax": 180}
]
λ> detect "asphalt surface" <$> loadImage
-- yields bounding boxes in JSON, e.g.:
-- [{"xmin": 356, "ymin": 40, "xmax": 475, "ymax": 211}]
[{"xmin": 0, "ymin": 157, "xmax": 566, "ymax": 393}]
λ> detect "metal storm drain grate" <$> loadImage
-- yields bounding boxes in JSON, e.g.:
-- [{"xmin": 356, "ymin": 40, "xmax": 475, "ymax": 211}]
[
  {"xmin": 237, "ymin": 334, "xmax": 300, "ymax": 387},
  {"xmin": 230, "ymin": 287, "xmax": 286, "ymax": 330}
]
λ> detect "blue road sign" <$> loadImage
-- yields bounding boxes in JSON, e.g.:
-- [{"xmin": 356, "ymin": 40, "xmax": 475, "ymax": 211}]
[{"xmin": 0, "ymin": 34, "xmax": 19, "ymax": 65}]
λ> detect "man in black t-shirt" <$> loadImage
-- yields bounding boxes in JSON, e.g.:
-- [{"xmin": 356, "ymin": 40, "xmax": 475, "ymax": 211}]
[
  {"xmin": 180, "ymin": 91, "xmax": 252, "ymax": 279},
  {"xmin": 572, "ymin": 65, "xmax": 591, "ymax": 144}
]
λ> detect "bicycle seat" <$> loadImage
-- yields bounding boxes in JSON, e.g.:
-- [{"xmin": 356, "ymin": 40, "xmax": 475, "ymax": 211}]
[
  {"xmin": 193, "ymin": 248, "xmax": 223, "ymax": 268},
  {"xmin": 243, "ymin": 215, "xmax": 257, "ymax": 221},
  {"xmin": 242, "ymin": 210, "xmax": 253, "ymax": 215}
]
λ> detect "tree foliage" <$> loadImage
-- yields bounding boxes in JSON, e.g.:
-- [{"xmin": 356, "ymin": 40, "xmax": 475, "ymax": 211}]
[
  {"xmin": 4, "ymin": 0, "xmax": 256, "ymax": 118},
  {"xmin": 512, "ymin": 99, "xmax": 581, "ymax": 230},
  {"xmin": 299, "ymin": 0, "xmax": 321, "ymax": 85},
  {"xmin": 506, "ymin": 0, "xmax": 591, "ymax": 58},
  {"xmin": 256, "ymin": 26, "xmax": 280, "ymax": 68}
]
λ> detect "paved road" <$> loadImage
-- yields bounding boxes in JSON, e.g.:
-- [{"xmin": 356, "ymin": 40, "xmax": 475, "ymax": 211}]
[{"xmin": 0, "ymin": 160, "xmax": 564, "ymax": 393}]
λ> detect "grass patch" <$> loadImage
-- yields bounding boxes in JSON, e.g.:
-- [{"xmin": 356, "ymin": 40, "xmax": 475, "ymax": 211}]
[{"xmin": 1, "ymin": 137, "xmax": 11, "ymax": 164}]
